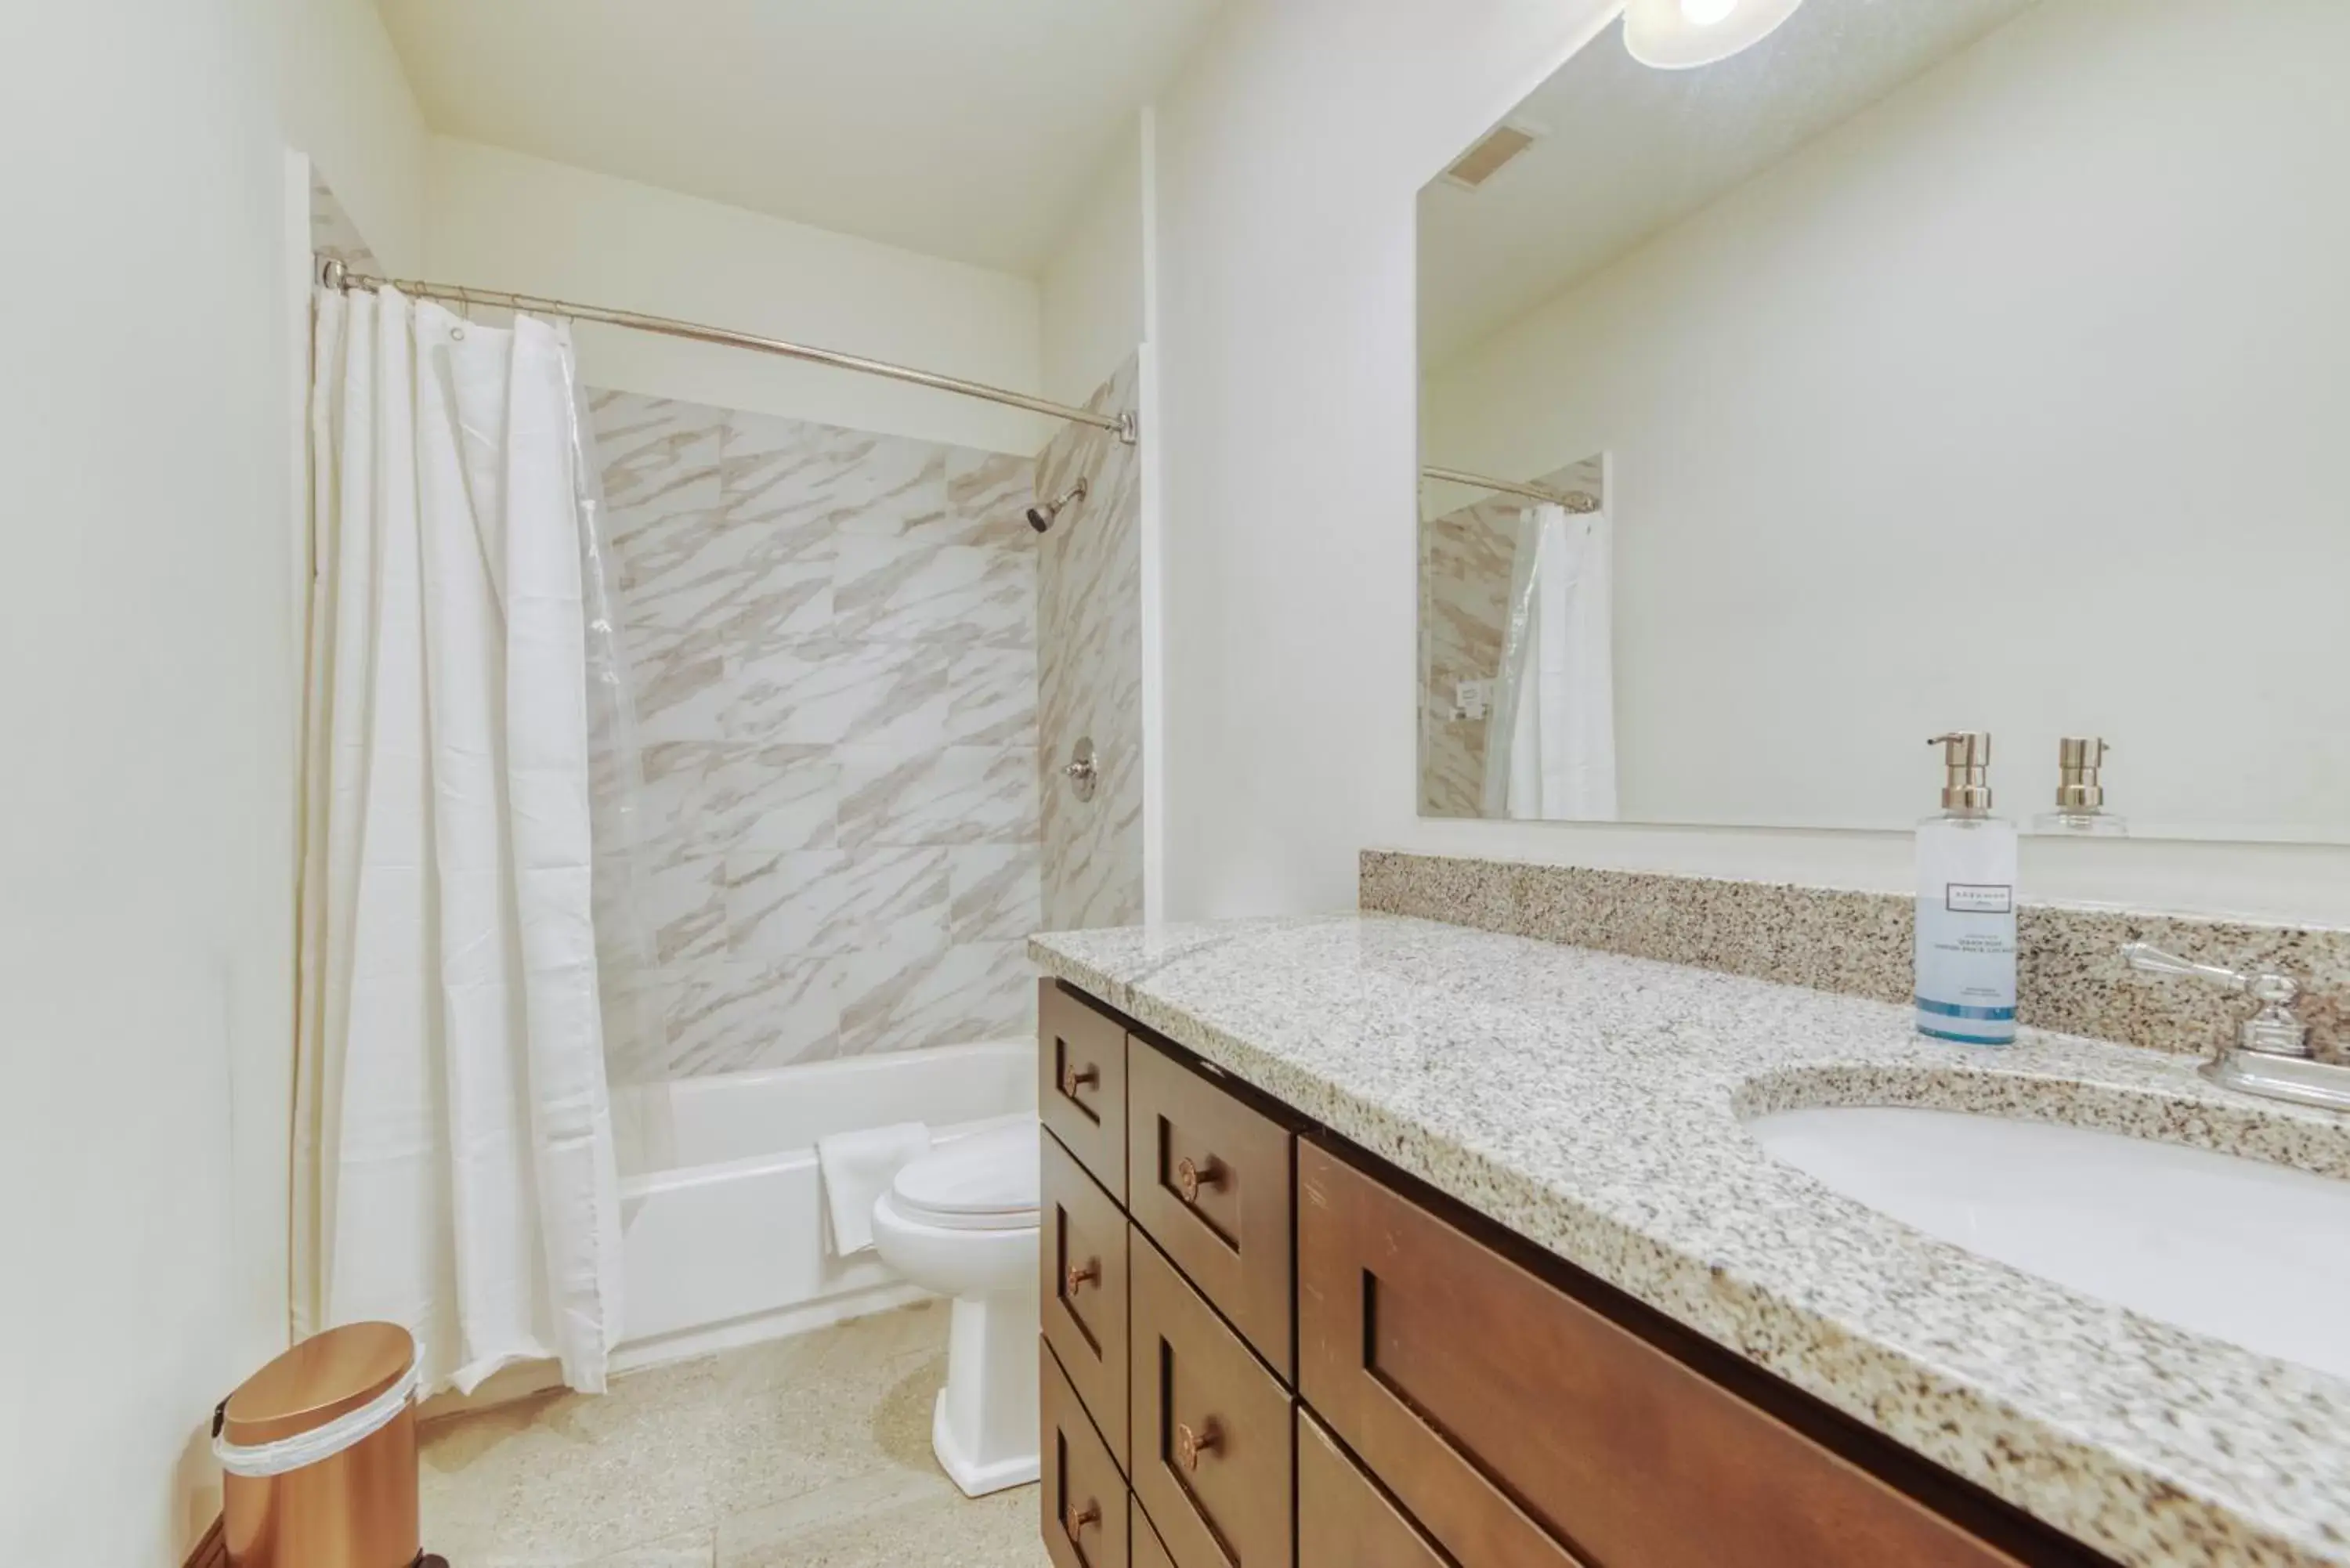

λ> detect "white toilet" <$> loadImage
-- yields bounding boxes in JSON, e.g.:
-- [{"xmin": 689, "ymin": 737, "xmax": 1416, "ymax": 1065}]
[{"xmin": 870, "ymin": 1118, "xmax": 1041, "ymax": 1497}]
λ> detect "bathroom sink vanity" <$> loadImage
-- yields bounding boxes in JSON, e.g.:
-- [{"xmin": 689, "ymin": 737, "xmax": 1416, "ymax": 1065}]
[
  {"xmin": 1011, "ymin": 0, "xmax": 2350, "ymax": 1551},
  {"xmin": 1746, "ymin": 1104, "xmax": 2350, "ymax": 1383},
  {"xmin": 1029, "ymin": 914, "xmax": 2350, "ymax": 1568},
  {"xmin": 1035, "ymin": 975, "xmax": 2070, "ymax": 1568}
]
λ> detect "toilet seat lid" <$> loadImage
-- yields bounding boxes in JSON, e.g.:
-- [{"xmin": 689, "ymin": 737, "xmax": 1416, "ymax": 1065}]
[{"xmin": 890, "ymin": 1121, "xmax": 1038, "ymax": 1231}]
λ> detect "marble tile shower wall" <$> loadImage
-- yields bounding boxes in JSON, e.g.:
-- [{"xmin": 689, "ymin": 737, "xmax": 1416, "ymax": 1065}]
[
  {"xmin": 1036, "ymin": 353, "xmax": 1144, "ymax": 930},
  {"xmin": 591, "ymin": 391, "xmax": 1042, "ymax": 1081}
]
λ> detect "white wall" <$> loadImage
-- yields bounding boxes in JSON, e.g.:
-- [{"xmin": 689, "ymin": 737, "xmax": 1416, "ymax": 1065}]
[
  {"xmin": 1148, "ymin": 0, "xmax": 2350, "ymax": 927},
  {"xmin": 1041, "ymin": 128, "xmax": 1149, "ymax": 406},
  {"xmin": 244, "ymin": 12, "xmax": 432, "ymax": 1511},
  {"xmin": 1426, "ymin": 0, "xmax": 2350, "ymax": 844},
  {"xmin": 1, "ymin": 0, "xmax": 302, "ymax": 1559},
  {"xmin": 427, "ymin": 138, "xmax": 1054, "ymax": 453},
  {"xmin": 269, "ymin": 0, "xmax": 429, "ymax": 272}
]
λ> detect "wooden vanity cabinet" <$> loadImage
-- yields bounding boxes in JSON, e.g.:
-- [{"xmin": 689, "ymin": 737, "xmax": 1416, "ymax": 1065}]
[
  {"xmin": 1042, "ymin": 1129, "xmax": 1130, "ymax": 1470},
  {"xmin": 1043, "ymin": 1340, "xmax": 1130, "ymax": 1568},
  {"xmin": 1036, "ymin": 983, "xmax": 1303, "ymax": 1568},
  {"xmin": 1296, "ymin": 1143, "xmax": 2022, "ymax": 1568},
  {"xmin": 1296, "ymin": 1410, "xmax": 1448, "ymax": 1568},
  {"xmin": 1125, "ymin": 1037, "xmax": 1294, "ymax": 1378},
  {"xmin": 1128, "ymin": 1234, "xmax": 1295, "ymax": 1568},
  {"xmin": 1039, "ymin": 979, "xmax": 1129, "ymax": 1201},
  {"xmin": 1131, "ymin": 1505, "xmax": 1178, "ymax": 1568},
  {"xmin": 1038, "ymin": 980, "xmax": 2098, "ymax": 1568}
]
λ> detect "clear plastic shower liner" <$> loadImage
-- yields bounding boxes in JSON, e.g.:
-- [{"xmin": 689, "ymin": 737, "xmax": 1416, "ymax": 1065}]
[{"xmin": 555, "ymin": 352, "xmax": 662, "ymax": 1103}]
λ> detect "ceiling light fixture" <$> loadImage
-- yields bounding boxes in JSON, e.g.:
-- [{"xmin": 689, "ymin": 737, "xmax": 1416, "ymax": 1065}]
[{"xmin": 1622, "ymin": 0, "xmax": 1806, "ymax": 70}]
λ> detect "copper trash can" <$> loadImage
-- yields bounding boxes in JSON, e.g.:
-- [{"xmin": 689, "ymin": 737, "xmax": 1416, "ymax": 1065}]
[{"xmin": 212, "ymin": 1321, "xmax": 428, "ymax": 1568}]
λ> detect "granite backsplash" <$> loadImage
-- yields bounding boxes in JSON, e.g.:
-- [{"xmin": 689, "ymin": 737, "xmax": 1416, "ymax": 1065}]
[{"xmin": 1360, "ymin": 850, "xmax": 2350, "ymax": 1060}]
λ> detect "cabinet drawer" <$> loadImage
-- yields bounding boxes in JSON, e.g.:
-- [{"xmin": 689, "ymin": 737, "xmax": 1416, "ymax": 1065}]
[
  {"xmin": 1296, "ymin": 1143, "xmax": 2022, "ymax": 1568},
  {"xmin": 1130, "ymin": 1233, "xmax": 1294, "ymax": 1568},
  {"xmin": 1298, "ymin": 1409, "xmax": 1447, "ymax": 1568},
  {"xmin": 1043, "ymin": 1128, "xmax": 1130, "ymax": 1470},
  {"xmin": 1132, "ymin": 1501, "xmax": 1177, "ymax": 1568},
  {"xmin": 1043, "ymin": 1340, "xmax": 1130, "ymax": 1568},
  {"xmin": 1126, "ymin": 1039, "xmax": 1293, "ymax": 1378},
  {"xmin": 1040, "ymin": 981, "xmax": 1129, "ymax": 1202}
]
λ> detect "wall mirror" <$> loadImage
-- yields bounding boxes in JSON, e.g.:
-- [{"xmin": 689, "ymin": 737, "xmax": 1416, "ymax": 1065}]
[{"xmin": 1417, "ymin": 0, "xmax": 2350, "ymax": 842}]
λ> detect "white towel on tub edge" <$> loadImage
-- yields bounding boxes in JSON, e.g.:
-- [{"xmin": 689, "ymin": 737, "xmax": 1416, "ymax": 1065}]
[{"xmin": 816, "ymin": 1122, "xmax": 933, "ymax": 1255}]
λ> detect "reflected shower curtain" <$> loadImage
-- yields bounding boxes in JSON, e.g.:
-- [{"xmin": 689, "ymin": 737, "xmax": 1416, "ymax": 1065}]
[
  {"xmin": 1481, "ymin": 502, "xmax": 1619, "ymax": 821},
  {"xmin": 293, "ymin": 284, "xmax": 647, "ymax": 1395}
]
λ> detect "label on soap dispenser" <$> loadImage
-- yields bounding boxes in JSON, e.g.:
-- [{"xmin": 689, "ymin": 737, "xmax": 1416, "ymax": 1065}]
[
  {"xmin": 1943, "ymin": 883, "xmax": 2013, "ymax": 915},
  {"xmin": 1914, "ymin": 816, "xmax": 2018, "ymax": 1044}
]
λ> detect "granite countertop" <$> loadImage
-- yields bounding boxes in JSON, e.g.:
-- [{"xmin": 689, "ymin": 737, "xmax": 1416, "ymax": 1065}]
[{"xmin": 1027, "ymin": 913, "xmax": 2350, "ymax": 1568}]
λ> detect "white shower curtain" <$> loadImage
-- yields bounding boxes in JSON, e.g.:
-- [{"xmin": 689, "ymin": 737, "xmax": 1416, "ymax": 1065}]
[
  {"xmin": 1482, "ymin": 501, "xmax": 1619, "ymax": 822},
  {"xmin": 294, "ymin": 285, "xmax": 624, "ymax": 1395}
]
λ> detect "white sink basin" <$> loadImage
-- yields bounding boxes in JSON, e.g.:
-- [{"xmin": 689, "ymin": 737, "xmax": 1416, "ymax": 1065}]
[{"xmin": 1746, "ymin": 1105, "xmax": 2350, "ymax": 1382}]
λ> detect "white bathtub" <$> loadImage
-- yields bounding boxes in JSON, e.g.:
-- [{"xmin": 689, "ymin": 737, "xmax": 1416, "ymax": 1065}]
[{"xmin": 610, "ymin": 1039, "xmax": 1036, "ymax": 1372}]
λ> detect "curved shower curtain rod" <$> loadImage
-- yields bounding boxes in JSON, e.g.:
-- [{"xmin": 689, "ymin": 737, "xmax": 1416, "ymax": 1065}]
[
  {"xmin": 1420, "ymin": 463, "xmax": 1600, "ymax": 511},
  {"xmin": 317, "ymin": 256, "xmax": 1139, "ymax": 446}
]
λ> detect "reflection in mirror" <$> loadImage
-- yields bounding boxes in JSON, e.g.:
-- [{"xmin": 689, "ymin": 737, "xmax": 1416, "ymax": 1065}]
[
  {"xmin": 1422, "ymin": 457, "xmax": 1611, "ymax": 820},
  {"xmin": 1417, "ymin": 0, "xmax": 2350, "ymax": 842}
]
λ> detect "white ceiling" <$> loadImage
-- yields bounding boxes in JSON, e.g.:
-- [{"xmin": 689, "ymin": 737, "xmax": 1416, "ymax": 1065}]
[
  {"xmin": 1419, "ymin": 0, "xmax": 2041, "ymax": 369},
  {"xmin": 375, "ymin": 0, "xmax": 1221, "ymax": 275}
]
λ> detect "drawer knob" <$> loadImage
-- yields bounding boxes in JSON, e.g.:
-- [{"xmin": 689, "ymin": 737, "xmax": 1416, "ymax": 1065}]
[
  {"xmin": 1058, "ymin": 1062, "xmax": 1100, "ymax": 1098},
  {"xmin": 1065, "ymin": 1257, "xmax": 1101, "ymax": 1296},
  {"xmin": 1174, "ymin": 1154, "xmax": 1226, "ymax": 1205},
  {"xmin": 1063, "ymin": 1500, "xmax": 1101, "ymax": 1540},
  {"xmin": 1173, "ymin": 1417, "xmax": 1223, "ymax": 1472}
]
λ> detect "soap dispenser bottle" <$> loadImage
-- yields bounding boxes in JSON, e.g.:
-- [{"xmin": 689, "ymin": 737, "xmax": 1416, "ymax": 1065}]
[
  {"xmin": 2033, "ymin": 737, "xmax": 2128, "ymax": 836},
  {"xmin": 1915, "ymin": 732, "xmax": 2017, "ymax": 1044}
]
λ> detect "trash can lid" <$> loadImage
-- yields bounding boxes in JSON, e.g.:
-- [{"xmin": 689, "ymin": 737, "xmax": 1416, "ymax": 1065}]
[{"xmin": 221, "ymin": 1322, "xmax": 416, "ymax": 1447}]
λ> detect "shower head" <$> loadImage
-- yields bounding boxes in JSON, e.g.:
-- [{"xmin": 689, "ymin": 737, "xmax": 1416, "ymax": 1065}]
[{"xmin": 1026, "ymin": 478, "xmax": 1088, "ymax": 533}]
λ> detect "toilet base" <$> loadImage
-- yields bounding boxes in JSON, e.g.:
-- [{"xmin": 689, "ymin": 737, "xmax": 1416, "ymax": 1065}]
[
  {"xmin": 931, "ymin": 1387, "xmax": 1039, "ymax": 1497},
  {"xmin": 929, "ymin": 1291, "xmax": 1039, "ymax": 1497}
]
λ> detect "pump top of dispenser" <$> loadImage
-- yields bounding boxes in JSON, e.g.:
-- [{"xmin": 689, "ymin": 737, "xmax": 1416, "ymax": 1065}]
[
  {"xmin": 2055, "ymin": 736, "xmax": 2108, "ymax": 810},
  {"xmin": 1928, "ymin": 731, "xmax": 1994, "ymax": 812}
]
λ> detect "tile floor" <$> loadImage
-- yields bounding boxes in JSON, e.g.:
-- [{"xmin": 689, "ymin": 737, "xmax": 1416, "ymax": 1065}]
[{"xmin": 418, "ymin": 1302, "xmax": 1048, "ymax": 1566}]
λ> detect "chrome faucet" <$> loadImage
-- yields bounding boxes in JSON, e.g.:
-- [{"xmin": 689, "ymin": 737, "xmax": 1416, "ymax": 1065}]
[{"xmin": 2121, "ymin": 942, "xmax": 2350, "ymax": 1112}]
